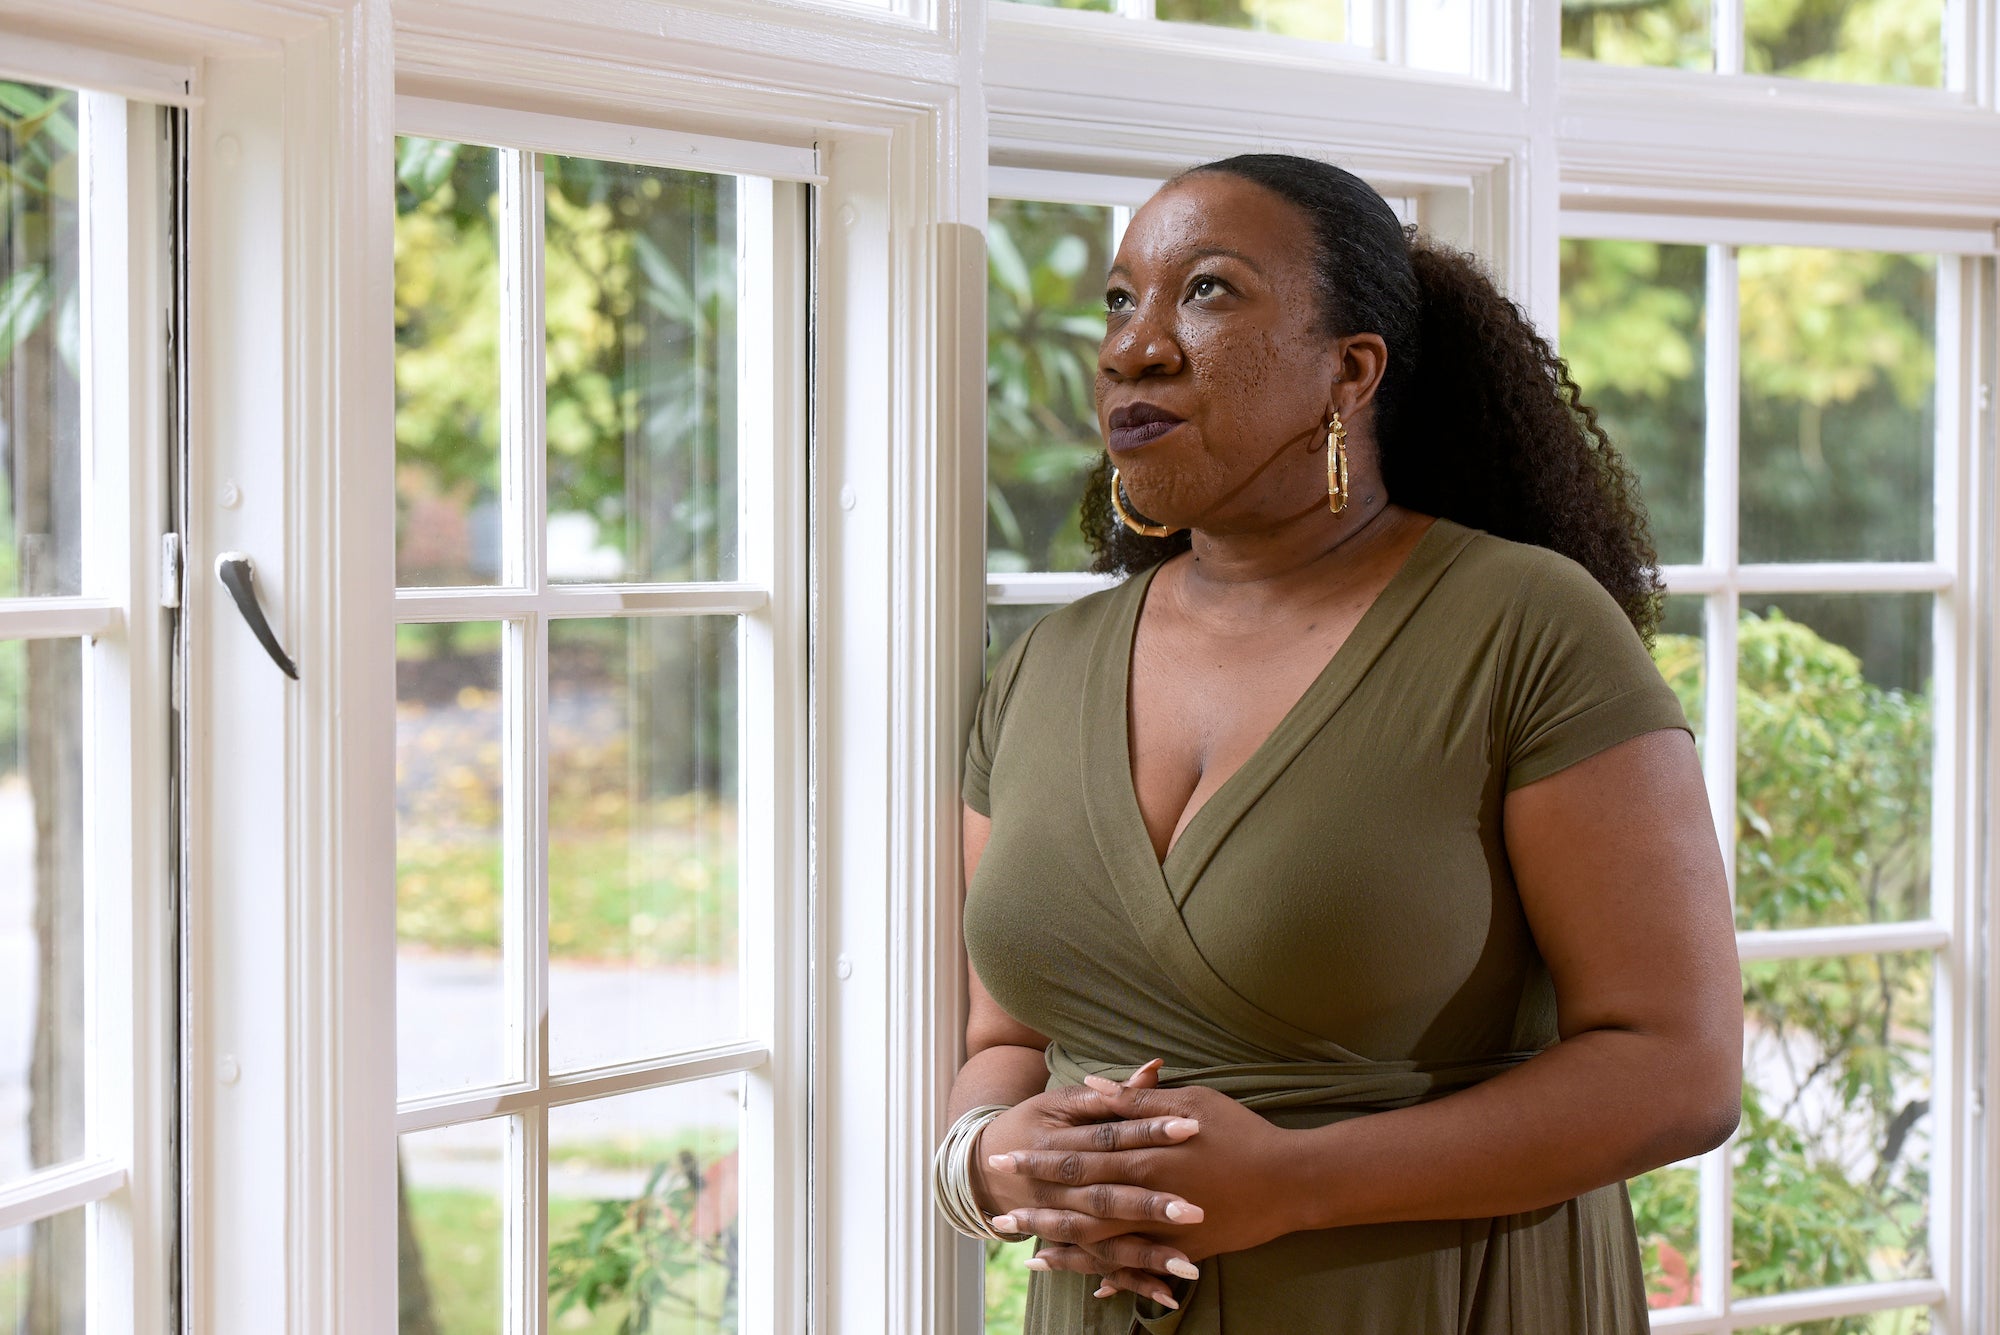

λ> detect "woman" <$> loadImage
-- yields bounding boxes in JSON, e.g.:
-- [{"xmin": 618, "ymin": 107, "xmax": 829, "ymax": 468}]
[{"xmin": 939, "ymin": 154, "xmax": 1743, "ymax": 1333}]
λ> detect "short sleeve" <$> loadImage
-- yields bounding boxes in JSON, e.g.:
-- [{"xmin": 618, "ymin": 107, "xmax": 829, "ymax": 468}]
[
  {"xmin": 962, "ymin": 620, "xmax": 1040, "ymax": 817},
  {"xmin": 1499, "ymin": 555, "xmax": 1692, "ymax": 792}
]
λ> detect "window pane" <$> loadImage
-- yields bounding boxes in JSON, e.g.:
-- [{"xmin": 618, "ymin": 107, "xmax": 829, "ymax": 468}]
[
  {"xmin": 1744, "ymin": 0, "xmax": 1942, "ymax": 86},
  {"xmin": 1559, "ymin": 0, "xmax": 1710, "ymax": 70},
  {"xmin": 544, "ymin": 157, "xmax": 738, "ymax": 585},
  {"xmin": 395, "ymin": 138, "xmax": 504, "ymax": 589},
  {"xmin": 1559, "ymin": 239, "xmax": 1706, "ymax": 564},
  {"xmin": 1736, "ymin": 594, "xmax": 1931, "ymax": 930},
  {"xmin": 0, "ymin": 638, "xmax": 83, "ymax": 1184},
  {"xmin": 986, "ymin": 1236, "xmax": 1034, "ymax": 1332},
  {"xmin": 399, "ymin": 1117, "xmax": 509, "ymax": 1335},
  {"xmin": 548, "ymin": 1077, "xmax": 743, "ymax": 1334},
  {"xmin": 0, "ymin": 1205, "xmax": 85, "ymax": 1330},
  {"xmin": 547, "ymin": 617, "xmax": 741, "ymax": 1072},
  {"xmin": 1653, "ymin": 594, "xmax": 1705, "ymax": 755},
  {"xmin": 987, "ymin": 200, "xmax": 1115, "ymax": 575},
  {"xmin": 397, "ymin": 623, "xmax": 508, "ymax": 1099},
  {"xmin": 1004, "ymin": 0, "xmax": 1114, "ymax": 9},
  {"xmin": 1154, "ymin": 0, "xmax": 1347, "ymax": 41},
  {"xmin": 984, "ymin": 602, "xmax": 1063, "ymax": 676},
  {"xmin": 1735, "ymin": 952, "xmax": 1933, "ymax": 1297},
  {"xmin": 1738, "ymin": 249, "xmax": 1934, "ymax": 564},
  {"xmin": 1628, "ymin": 1160, "xmax": 1700, "ymax": 1311},
  {"xmin": 1, "ymin": 83, "xmax": 83, "ymax": 599}
]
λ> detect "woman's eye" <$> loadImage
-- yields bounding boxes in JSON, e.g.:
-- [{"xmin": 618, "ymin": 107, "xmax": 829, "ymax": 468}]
[
  {"xmin": 1105, "ymin": 291, "xmax": 1132, "ymax": 313},
  {"xmin": 1189, "ymin": 276, "xmax": 1224, "ymax": 300}
]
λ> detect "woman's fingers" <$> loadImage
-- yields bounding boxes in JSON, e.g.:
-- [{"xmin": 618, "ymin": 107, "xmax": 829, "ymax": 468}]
[
  {"xmin": 1029, "ymin": 1247, "xmax": 1183, "ymax": 1309},
  {"xmin": 998, "ymin": 1115, "xmax": 1200, "ymax": 1157}
]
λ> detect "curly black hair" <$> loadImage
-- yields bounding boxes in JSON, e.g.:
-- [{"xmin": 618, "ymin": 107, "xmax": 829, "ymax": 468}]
[{"xmin": 1079, "ymin": 153, "xmax": 1663, "ymax": 641}]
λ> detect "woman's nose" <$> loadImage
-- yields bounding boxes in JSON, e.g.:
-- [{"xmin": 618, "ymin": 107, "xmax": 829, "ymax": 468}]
[{"xmin": 1100, "ymin": 303, "xmax": 1184, "ymax": 381}]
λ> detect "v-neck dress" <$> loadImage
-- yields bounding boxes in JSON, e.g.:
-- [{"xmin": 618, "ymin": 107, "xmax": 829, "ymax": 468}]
[{"xmin": 961, "ymin": 519, "xmax": 1691, "ymax": 1334}]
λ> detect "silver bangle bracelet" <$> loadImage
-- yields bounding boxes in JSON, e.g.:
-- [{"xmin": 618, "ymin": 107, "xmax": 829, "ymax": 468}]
[{"xmin": 932, "ymin": 1105, "xmax": 1028, "ymax": 1242}]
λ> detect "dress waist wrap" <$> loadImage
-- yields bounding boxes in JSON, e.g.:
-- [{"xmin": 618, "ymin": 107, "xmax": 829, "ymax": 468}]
[{"xmin": 1046, "ymin": 1041, "xmax": 1538, "ymax": 1122}]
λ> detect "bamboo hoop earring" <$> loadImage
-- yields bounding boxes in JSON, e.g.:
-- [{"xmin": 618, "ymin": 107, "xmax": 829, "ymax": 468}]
[
  {"xmin": 1327, "ymin": 411, "xmax": 1350, "ymax": 515},
  {"xmin": 1109, "ymin": 467, "xmax": 1179, "ymax": 538}
]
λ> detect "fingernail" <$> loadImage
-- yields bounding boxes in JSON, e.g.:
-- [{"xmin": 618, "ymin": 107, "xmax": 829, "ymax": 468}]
[
  {"xmin": 1166, "ymin": 1258, "xmax": 1200, "ymax": 1280},
  {"xmin": 990, "ymin": 1215, "xmax": 1017, "ymax": 1232},
  {"xmin": 987, "ymin": 1153, "xmax": 1016, "ymax": 1173},
  {"xmin": 1083, "ymin": 1074, "xmax": 1121, "ymax": 1095},
  {"xmin": 1163, "ymin": 1118, "xmax": 1201, "ymax": 1140},
  {"xmin": 1024, "ymin": 1257, "xmax": 1050, "ymax": 1272},
  {"xmin": 1164, "ymin": 1201, "xmax": 1205, "ymax": 1223},
  {"xmin": 1093, "ymin": 1285, "xmax": 1116, "ymax": 1299},
  {"xmin": 1156, "ymin": 1293, "xmax": 1181, "ymax": 1310}
]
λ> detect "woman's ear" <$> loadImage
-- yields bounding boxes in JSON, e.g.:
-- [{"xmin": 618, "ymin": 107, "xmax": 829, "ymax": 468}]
[{"xmin": 1333, "ymin": 333, "xmax": 1389, "ymax": 415}]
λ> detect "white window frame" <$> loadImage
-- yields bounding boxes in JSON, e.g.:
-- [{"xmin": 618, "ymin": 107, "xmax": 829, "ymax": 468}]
[
  {"xmin": 0, "ymin": 0, "xmax": 1993, "ymax": 1332},
  {"xmin": 0, "ymin": 62, "xmax": 180, "ymax": 1334},
  {"xmin": 387, "ymin": 96, "xmax": 816, "ymax": 1334}
]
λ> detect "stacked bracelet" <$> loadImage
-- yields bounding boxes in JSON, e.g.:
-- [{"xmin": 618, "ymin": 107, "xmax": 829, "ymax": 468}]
[{"xmin": 933, "ymin": 1105, "xmax": 1029, "ymax": 1242}]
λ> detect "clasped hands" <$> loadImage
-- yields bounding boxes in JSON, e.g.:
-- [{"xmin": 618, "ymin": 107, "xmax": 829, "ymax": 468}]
[{"xmin": 970, "ymin": 1059, "xmax": 1295, "ymax": 1309}]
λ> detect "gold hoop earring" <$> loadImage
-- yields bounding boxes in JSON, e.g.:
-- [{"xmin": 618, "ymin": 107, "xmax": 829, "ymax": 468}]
[
  {"xmin": 1110, "ymin": 467, "xmax": 1179, "ymax": 538},
  {"xmin": 1326, "ymin": 411, "xmax": 1349, "ymax": 515}
]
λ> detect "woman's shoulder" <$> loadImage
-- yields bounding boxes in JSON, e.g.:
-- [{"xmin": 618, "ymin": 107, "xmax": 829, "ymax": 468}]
[
  {"xmin": 986, "ymin": 570, "xmax": 1142, "ymax": 671},
  {"xmin": 1431, "ymin": 522, "xmax": 1631, "ymax": 624}
]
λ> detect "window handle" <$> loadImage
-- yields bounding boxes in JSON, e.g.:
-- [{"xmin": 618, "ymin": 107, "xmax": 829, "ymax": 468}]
[{"xmin": 215, "ymin": 551, "xmax": 300, "ymax": 681}]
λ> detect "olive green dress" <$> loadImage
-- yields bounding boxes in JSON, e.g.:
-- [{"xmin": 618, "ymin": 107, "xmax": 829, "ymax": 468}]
[{"xmin": 961, "ymin": 519, "xmax": 1691, "ymax": 1334}]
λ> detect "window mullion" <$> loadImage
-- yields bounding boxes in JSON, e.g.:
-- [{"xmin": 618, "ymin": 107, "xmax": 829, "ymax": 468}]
[
  {"xmin": 1700, "ymin": 239, "xmax": 1742, "ymax": 1324},
  {"xmin": 1713, "ymin": 0, "xmax": 1745, "ymax": 75},
  {"xmin": 500, "ymin": 148, "xmax": 548, "ymax": 595}
]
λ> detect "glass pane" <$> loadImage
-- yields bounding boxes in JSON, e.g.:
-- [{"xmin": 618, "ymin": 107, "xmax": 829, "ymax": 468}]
[
  {"xmin": 1405, "ymin": 0, "xmax": 1479, "ymax": 75},
  {"xmin": 1736, "ymin": 594, "xmax": 1931, "ymax": 930},
  {"xmin": 0, "ymin": 1205, "xmax": 85, "ymax": 1329},
  {"xmin": 395, "ymin": 138, "xmax": 504, "ymax": 589},
  {"xmin": 984, "ymin": 602, "xmax": 1063, "ymax": 676},
  {"xmin": 1740, "ymin": 1308, "xmax": 1933, "ymax": 1335},
  {"xmin": 986, "ymin": 1236, "xmax": 1034, "ymax": 1332},
  {"xmin": 1, "ymin": 82, "xmax": 83, "ymax": 599},
  {"xmin": 1155, "ymin": 0, "xmax": 1346, "ymax": 41},
  {"xmin": 548, "ymin": 617, "xmax": 740, "ymax": 1072},
  {"xmin": 1744, "ymin": 0, "xmax": 1942, "ymax": 86},
  {"xmin": 548, "ymin": 1077, "xmax": 743, "ymax": 1334},
  {"xmin": 1628, "ymin": 1160, "xmax": 1700, "ymax": 1311},
  {"xmin": 397, "ymin": 623, "xmax": 508, "ymax": 1099},
  {"xmin": 0, "ymin": 638, "xmax": 84, "ymax": 1185},
  {"xmin": 1739, "ymin": 248, "xmax": 1934, "ymax": 563},
  {"xmin": 1653, "ymin": 595, "xmax": 1705, "ymax": 755},
  {"xmin": 1003, "ymin": 0, "xmax": 1114, "ymax": 9},
  {"xmin": 987, "ymin": 200, "xmax": 1115, "ymax": 575},
  {"xmin": 1560, "ymin": 0, "xmax": 1710, "ymax": 70},
  {"xmin": 399, "ymin": 1117, "xmax": 508, "ymax": 1335},
  {"xmin": 544, "ymin": 157, "xmax": 738, "ymax": 585},
  {"xmin": 1559, "ymin": 239, "xmax": 1706, "ymax": 564},
  {"xmin": 1735, "ymin": 952, "xmax": 1933, "ymax": 1298}
]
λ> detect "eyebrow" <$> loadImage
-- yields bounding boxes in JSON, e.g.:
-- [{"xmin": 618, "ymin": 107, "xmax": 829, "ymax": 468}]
[{"xmin": 1107, "ymin": 245, "xmax": 1267, "ymax": 281}]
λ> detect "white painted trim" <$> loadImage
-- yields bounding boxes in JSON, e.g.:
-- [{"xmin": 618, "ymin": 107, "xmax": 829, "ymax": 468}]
[
  {"xmin": 987, "ymin": 165, "xmax": 1163, "ymax": 208},
  {"xmin": 985, "ymin": 571, "xmax": 1117, "ymax": 604},
  {"xmin": 0, "ymin": 598, "xmax": 123, "ymax": 639},
  {"xmin": 397, "ymin": 94, "xmax": 824, "ymax": 183},
  {"xmin": 395, "ymin": 1043, "xmax": 776, "ymax": 1134},
  {"xmin": 1562, "ymin": 208, "xmax": 2000, "ymax": 258},
  {"xmin": 0, "ymin": 1160, "xmax": 127, "ymax": 1233},
  {"xmin": 394, "ymin": 584, "xmax": 771, "ymax": 620},
  {"xmin": 0, "ymin": 24, "xmax": 195, "ymax": 104},
  {"xmin": 1733, "ymin": 921, "xmax": 1954, "ymax": 962},
  {"xmin": 1660, "ymin": 563, "xmax": 1957, "ymax": 596},
  {"xmin": 1726, "ymin": 1278, "xmax": 1946, "ymax": 1325}
]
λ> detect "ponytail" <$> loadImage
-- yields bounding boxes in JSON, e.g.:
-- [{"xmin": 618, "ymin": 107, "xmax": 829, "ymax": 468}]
[{"xmin": 1080, "ymin": 154, "xmax": 1662, "ymax": 642}]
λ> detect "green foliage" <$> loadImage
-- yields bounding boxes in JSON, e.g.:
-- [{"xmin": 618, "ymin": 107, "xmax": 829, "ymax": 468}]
[
  {"xmin": 547, "ymin": 1152, "xmax": 739, "ymax": 1334},
  {"xmin": 985, "ymin": 201, "xmax": 1113, "ymax": 573},
  {"xmin": 1559, "ymin": 0, "xmax": 1941, "ymax": 84},
  {"xmin": 1637, "ymin": 614, "xmax": 1934, "ymax": 1317}
]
